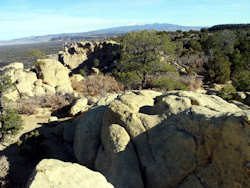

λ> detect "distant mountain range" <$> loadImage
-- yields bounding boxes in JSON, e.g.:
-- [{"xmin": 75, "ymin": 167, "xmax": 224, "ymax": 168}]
[{"xmin": 0, "ymin": 23, "xmax": 202, "ymax": 46}]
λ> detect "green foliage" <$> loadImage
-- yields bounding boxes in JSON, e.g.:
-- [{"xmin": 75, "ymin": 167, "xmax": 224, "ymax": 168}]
[
  {"xmin": 218, "ymin": 84, "xmax": 237, "ymax": 100},
  {"xmin": 232, "ymin": 70, "xmax": 250, "ymax": 91},
  {"xmin": 79, "ymin": 69, "xmax": 87, "ymax": 77},
  {"xmin": 0, "ymin": 75, "xmax": 23, "ymax": 137},
  {"xmin": 114, "ymin": 30, "xmax": 176, "ymax": 88},
  {"xmin": 0, "ymin": 109, "xmax": 23, "ymax": 135},
  {"xmin": 26, "ymin": 48, "xmax": 46, "ymax": 60},
  {"xmin": 152, "ymin": 77, "xmax": 187, "ymax": 91},
  {"xmin": 0, "ymin": 75, "xmax": 13, "ymax": 93},
  {"xmin": 93, "ymin": 58, "xmax": 100, "ymax": 67},
  {"xmin": 207, "ymin": 56, "xmax": 231, "ymax": 84}
]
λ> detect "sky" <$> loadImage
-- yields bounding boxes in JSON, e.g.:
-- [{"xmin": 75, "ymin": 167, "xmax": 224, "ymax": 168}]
[{"xmin": 0, "ymin": 0, "xmax": 249, "ymax": 40}]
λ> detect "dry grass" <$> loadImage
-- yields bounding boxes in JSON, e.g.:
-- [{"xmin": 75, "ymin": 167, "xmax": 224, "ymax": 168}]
[
  {"xmin": 40, "ymin": 94, "xmax": 75, "ymax": 111},
  {"xmin": 179, "ymin": 75, "xmax": 203, "ymax": 91},
  {"xmin": 72, "ymin": 74, "xmax": 124, "ymax": 96},
  {"xmin": 14, "ymin": 95, "xmax": 75, "ymax": 115},
  {"xmin": 0, "ymin": 155, "xmax": 9, "ymax": 181}
]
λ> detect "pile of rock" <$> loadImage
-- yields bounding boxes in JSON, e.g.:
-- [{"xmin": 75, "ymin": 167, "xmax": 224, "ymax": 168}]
[
  {"xmin": 27, "ymin": 90, "xmax": 250, "ymax": 188},
  {"xmin": 1, "ymin": 60, "xmax": 74, "ymax": 101},
  {"xmin": 58, "ymin": 40, "xmax": 119, "ymax": 70}
]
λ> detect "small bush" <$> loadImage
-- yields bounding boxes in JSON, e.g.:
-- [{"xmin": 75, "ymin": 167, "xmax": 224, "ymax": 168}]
[
  {"xmin": 41, "ymin": 95, "xmax": 75, "ymax": 111},
  {"xmin": 83, "ymin": 74, "xmax": 124, "ymax": 96},
  {"xmin": 15, "ymin": 102, "xmax": 38, "ymax": 115},
  {"xmin": 79, "ymin": 69, "xmax": 87, "ymax": 77},
  {"xmin": 152, "ymin": 77, "xmax": 187, "ymax": 91},
  {"xmin": 0, "ymin": 155, "xmax": 9, "ymax": 180},
  {"xmin": 218, "ymin": 84, "xmax": 237, "ymax": 100},
  {"xmin": 179, "ymin": 76, "xmax": 203, "ymax": 91},
  {"xmin": 72, "ymin": 74, "xmax": 123, "ymax": 96},
  {"xmin": 0, "ymin": 109, "xmax": 23, "ymax": 136},
  {"xmin": 232, "ymin": 70, "xmax": 250, "ymax": 91}
]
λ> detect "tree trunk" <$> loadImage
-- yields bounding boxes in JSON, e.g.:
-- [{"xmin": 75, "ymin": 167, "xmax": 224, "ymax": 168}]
[{"xmin": 141, "ymin": 72, "xmax": 147, "ymax": 89}]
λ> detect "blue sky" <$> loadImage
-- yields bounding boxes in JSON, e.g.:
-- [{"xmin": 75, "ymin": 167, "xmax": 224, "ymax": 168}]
[{"xmin": 0, "ymin": 0, "xmax": 249, "ymax": 40}]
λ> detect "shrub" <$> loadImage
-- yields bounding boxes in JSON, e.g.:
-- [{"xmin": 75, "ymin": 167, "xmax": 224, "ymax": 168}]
[
  {"xmin": 15, "ymin": 101, "xmax": 38, "ymax": 115},
  {"xmin": 0, "ymin": 109, "xmax": 23, "ymax": 136},
  {"xmin": 232, "ymin": 70, "xmax": 250, "ymax": 91},
  {"xmin": 0, "ymin": 155, "xmax": 9, "ymax": 180},
  {"xmin": 79, "ymin": 69, "xmax": 87, "ymax": 77},
  {"xmin": 75, "ymin": 74, "xmax": 124, "ymax": 96},
  {"xmin": 207, "ymin": 56, "xmax": 231, "ymax": 84},
  {"xmin": 179, "ymin": 76, "xmax": 203, "ymax": 91},
  {"xmin": 152, "ymin": 77, "xmax": 187, "ymax": 91},
  {"xmin": 218, "ymin": 84, "xmax": 237, "ymax": 100},
  {"xmin": 41, "ymin": 95, "xmax": 75, "ymax": 111}
]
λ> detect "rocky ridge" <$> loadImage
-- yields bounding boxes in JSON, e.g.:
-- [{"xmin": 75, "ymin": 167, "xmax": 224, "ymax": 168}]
[{"xmin": 22, "ymin": 90, "xmax": 250, "ymax": 188}]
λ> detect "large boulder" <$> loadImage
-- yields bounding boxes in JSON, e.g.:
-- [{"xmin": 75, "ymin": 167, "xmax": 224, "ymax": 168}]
[
  {"xmin": 69, "ymin": 97, "xmax": 88, "ymax": 116},
  {"xmin": 2, "ymin": 63, "xmax": 37, "ymax": 99},
  {"xmin": 95, "ymin": 124, "xmax": 144, "ymax": 188},
  {"xmin": 26, "ymin": 159, "xmax": 113, "ymax": 188},
  {"xmin": 73, "ymin": 90, "xmax": 250, "ymax": 188},
  {"xmin": 74, "ymin": 106, "xmax": 107, "ymax": 168},
  {"xmin": 36, "ymin": 59, "xmax": 73, "ymax": 94},
  {"xmin": 58, "ymin": 41, "xmax": 95, "ymax": 69}
]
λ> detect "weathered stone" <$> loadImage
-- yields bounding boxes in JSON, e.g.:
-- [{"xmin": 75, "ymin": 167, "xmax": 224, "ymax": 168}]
[
  {"xmin": 70, "ymin": 74, "xmax": 85, "ymax": 83},
  {"xmin": 73, "ymin": 90, "xmax": 249, "ymax": 188},
  {"xmin": 26, "ymin": 159, "xmax": 114, "ymax": 188},
  {"xmin": 74, "ymin": 106, "xmax": 107, "ymax": 168},
  {"xmin": 95, "ymin": 124, "xmax": 144, "ymax": 188},
  {"xmin": 36, "ymin": 59, "xmax": 72, "ymax": 93},
  {"xmin": 96, "ymin": 93, "xmax": 118, "ymax": 106},
  {"xmin": 69, "ymin": 97, "xmax": 88, "ymax": 116}
]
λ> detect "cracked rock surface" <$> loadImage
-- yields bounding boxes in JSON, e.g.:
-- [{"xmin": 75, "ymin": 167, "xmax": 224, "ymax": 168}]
[{"xmin": 73, "ymin": 90, "xmax": 250, "ymax": 188}]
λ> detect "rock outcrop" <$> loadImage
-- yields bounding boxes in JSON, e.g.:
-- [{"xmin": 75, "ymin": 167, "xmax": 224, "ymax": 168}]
[
  {"xmin": 73, "ymin": 90, "xmax": 250, "ymax": 188},
  {"xmin": 36, "ymin": 59, "xmax": 73, "ymax": 95},
  {"xmin": 58, "ymin": 41, "xmax": 95, "ymax": 70},
  {"xmin": 1, "ymin": 60, "xmax": 74, "ymax": 101},
  {"xmin": 58, "ymin": 40, "xmax": 120, "ymax": 71},
  {"xmin": 26, "ymin": 159, "xmax": 114, "ymax": 188}
]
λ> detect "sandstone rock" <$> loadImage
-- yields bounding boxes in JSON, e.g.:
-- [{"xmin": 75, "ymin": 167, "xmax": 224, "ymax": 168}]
[
  {"xmin": 74, "ymin": 106, "xmax": 107, "ymax": 168},
  {"xmin": 3, "ymin": 89, "xmax": 20, "ymax": 101},
  {"xmin": 91, "ymin": 67, "xmax": 100, "ymax": 75},
  {"xmin": 15, "ymin": 70, "xmax": 37, "ymax": 97},
  {"xmin": 3, "ymin": 66, "xmax": 37, "ymax": 98},
  {"xmin": 42, "ymin": 84, "xmax": 56, "ymax": 96},
  {"xmin": 87, "ymin": 96, "xmax": 99, "ymax": 105},
  {"xmin": 229, "ymin": 100, "xmax": 250, "ymax": 110},
  {"xmin": 96, "ymin": 93, "xmax": 118, "ymax": 106},
  {"xmin": 34, "ymin": 79, "xmax": 43, "ymax": 86},
  {"xmin": 48, "ymin": 116, "xmax": 58, "ymax": 122},
  {"xmin": 69, "ymin": 97, "xmax": 88, "ymax": 116},
  {"xmin": 73, "ymin": 90, "xmax": 249, "ymax": 188},
  {"xmin": 36, "ymin": 59, "xmax": 72, "ymax": 92},
  {"xmin": 95, "ymin": 124, "xmax": 144, "ymax": 188},
  {"xmin": 212, "ymin": 83, "xmax": 225, "ymax": 91},
  {"xmin": 70, "ymin": 74, "xmax": 85, "ymax": 83},
  {"xmin": 55, "ymin": 85, "xmax": 73, "ymax": 95},
  {"xmin": 0, "ymin": 62, "xmax": 23, "ymax": 71},
  {"xmin": 26, "ymin": 159, "xmax": 114, "ymax": 188},
  {"xmin": 235, "ymin": 91, "xmax": 247, "ymax": 101},
  {"xmin": 58, "ymin": 41, "xmax": 95, "ymax": 70},
  {"xmin": 33, "ymin": 85, "xmax": 46, "ymax": 97}
]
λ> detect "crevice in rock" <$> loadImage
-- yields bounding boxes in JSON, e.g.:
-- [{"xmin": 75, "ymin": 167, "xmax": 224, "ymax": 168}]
[{"xmin": 129, "ymin": 139, "xmax": 147, "ymax": 188}]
